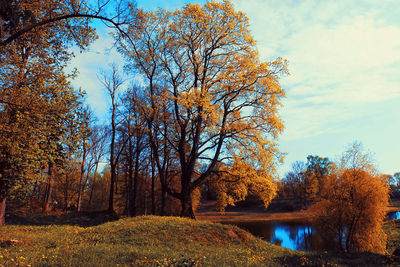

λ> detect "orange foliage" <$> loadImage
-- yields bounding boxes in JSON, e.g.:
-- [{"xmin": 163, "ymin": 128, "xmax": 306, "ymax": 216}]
[
  {"xmin": 312, "ymin": 143, "xmax": 389, "ymax": 254},
  {"xmin": 117, "ymin": 0, "xmax": 287, "ymax": 217}
]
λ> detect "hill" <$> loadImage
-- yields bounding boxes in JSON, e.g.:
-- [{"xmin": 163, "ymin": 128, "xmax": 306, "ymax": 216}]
[{"xmin": 0, "ymin": 215, "xmax": 399, "ymax": 266}]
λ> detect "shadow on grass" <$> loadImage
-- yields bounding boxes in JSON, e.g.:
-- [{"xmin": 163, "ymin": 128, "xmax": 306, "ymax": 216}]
[
  {"xmin": 6, "ymin": 210, "xmax": 119, "ymax": 227},
  {"xmin": 277, "ymin": 251, "xmax": 400, "ymax": 266}
]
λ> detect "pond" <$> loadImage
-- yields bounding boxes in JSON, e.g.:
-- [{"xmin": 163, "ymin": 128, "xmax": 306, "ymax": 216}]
[
  {"xmin": 388, "ymin": 211, "xmax": 400, "ymax": 220},
  {"xmin": 224, "ymin": 220, "xmax": 332, "ymax": 252},
  {"xmin": 224, "ymin": 211, "xmax": 400, "ymax": 252}
]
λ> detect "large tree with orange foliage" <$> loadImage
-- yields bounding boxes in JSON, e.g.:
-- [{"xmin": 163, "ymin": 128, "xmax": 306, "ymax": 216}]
[
  {"xmin": 117, "ymin": 0, "xmax": 287, "ymax": 218},
  {"xmin": 312, "ymin": 142, "xmax": 389, "ymax": 253}
]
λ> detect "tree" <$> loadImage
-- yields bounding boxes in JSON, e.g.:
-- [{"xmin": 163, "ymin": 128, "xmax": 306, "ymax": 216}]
[
  {"xmin": 100, "ymin": 65, "xmax": 127, "ymax": 213},
  {"xmin": 0, "ymin": 0, "xmax": 94, "ymax": 224},
  {"xmin": 312, "ymin": 142, "xmax": 389, "ymax": 253},
  {"xmin": 280, "ymin": 161, "xmax": 307, "ymax": 200},
  {"xmin": 87, "ymin": 125, "xmax": 107, "ymax": 207},
  {"xmin": 76, "ymin": 107, "xmax": 93, "ymax": 212},
  {"xmin": 301, "ymin": 155, "xmax": 334, "ymax": 204},
  {"xmin": 388, "ymin": 172, "xmax": 400, "ymax": 198},
  {"xmin": 117, "ymin": 0, "xmax": 287, "ymax": 218},
  {"xmin": 210, "ymin": 160, "xmax": 278, "ymax": 212},
  {"xmin": 280, "ymin": 156, "xmax": 334, "ymax": 207},
  {"xmin": 0, "ymin": 0, "xmax": 135, "ymax": 48}
]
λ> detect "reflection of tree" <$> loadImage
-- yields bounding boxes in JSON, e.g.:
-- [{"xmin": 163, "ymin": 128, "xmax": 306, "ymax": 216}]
[
  {"xmin": 272, "ymin": 238, "xmax": 283, "ymax": 246},
  {"xmin": 229, "ymin": 221, "xmax": 342, "ymax": 252},
  {"xmin": 234, "ymin": 222, "xmax": 273, "ymax": 242},
  {"xmin": 388, "ymin": 211, "xmax": 400, "ymax": 220},
  {"xmin": 288, "ymin": 224, "xmax": 299, "ymax": 240},
  {"xmin": 260, "ymin": 223, "xmax": 273, "ymax": 241}
]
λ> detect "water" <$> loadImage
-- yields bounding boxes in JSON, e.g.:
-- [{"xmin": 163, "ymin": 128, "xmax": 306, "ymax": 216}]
[
  {"xmin": 388, "ymin": 211, "xmax": 400, "ymax": 220},
  {"xmin": 224, "ymin": 211, "xmax": 400, "ymax": 252},
  {"xmin": 225, "ymin": 220, "xmax": 333, "ymax": 252}
]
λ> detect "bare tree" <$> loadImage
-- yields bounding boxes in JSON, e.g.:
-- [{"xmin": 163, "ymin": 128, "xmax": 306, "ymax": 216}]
[
  {"xmin": 88, "ymin": 125, "xmax": 108, "ymax": 207},
  {"xmin": 77, "ymin": 107, "xmax": 93, "ymax": 212},
  {"xmin": 100, "ymin": 65, "xmax": 127, "ymax": 213}
]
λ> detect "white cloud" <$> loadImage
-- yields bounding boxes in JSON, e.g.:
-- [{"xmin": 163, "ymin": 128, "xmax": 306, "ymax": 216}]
[
  {"xmin": 67, "ymin": 30, "xmax": 125, "ymax": 120},
  {"xmin": 231, "ymin": 0, "xmax": 400, "ymax": 175},
  {"xmin": 232, "ymin": 0, "xmax": 400, "ymax": 141}
]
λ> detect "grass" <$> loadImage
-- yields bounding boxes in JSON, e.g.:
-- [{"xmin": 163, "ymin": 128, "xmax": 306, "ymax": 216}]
[
  {"xmin": 383, "ymin": 218, "xmax": 400, "ymax": 255},
  {"xmin": 0, "ymin": 215, "xmax": 298, "ymax": 266},
  {"xmin": 0, "ymin": 214, "xmax": 399, "ymax": 266}
]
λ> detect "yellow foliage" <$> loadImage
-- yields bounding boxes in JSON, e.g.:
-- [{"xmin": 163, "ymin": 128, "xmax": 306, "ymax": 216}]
[
  {"xmin": 210, "ymin": 158, "xmax": 277, "ymax": 212},
  {"xmin": 117, "ymin": 0, "xmax": 287, "ymax": 217}
]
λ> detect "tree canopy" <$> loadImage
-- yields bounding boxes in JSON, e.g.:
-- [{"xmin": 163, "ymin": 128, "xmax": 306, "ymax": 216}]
[
  {"xmin": 116, "ymin": 0, "xmax": 288, "ymax": 217},
  {"xmin": 312, "ymin": 142, "xmax": 389, "ymax": 254}
]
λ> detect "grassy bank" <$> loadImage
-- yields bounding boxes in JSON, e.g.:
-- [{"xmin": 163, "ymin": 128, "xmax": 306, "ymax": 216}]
[
  {"xmin": 0, "ymin": 215, "xmax": 399, "ymax": 266},
  {"xmin": 0, "ymin": 216, "xmax": 298, "ymax": 266}
]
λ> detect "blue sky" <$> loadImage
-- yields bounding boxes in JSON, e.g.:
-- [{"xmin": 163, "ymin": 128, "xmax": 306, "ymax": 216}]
[{"xmin": 69, "ymin": 0, "xmax": 400, "ymax": 176}]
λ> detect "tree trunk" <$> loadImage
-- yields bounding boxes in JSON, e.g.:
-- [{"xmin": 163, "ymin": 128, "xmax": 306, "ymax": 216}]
[
  {"xmin": 151, "ymin": 156, "xmax": 155, "ymax": 215},
  {"xmin": 64, "ymin": 173, "xmax": 68, "ymax": 211},
  {"xmin": 88, "ymin": 163, "xmax": 99, "ymax": 207},
  {"xmin": 161, "ymin": 184, "xmax": 166, "ymax": 216},
  {"xmin": 43, "ymin": 162, "xmax": 54, "ymax": 213},
  {"xmin": 77, "ymin": 171, "xmax": 84, "ymax": 212},
  {"xmin": 180, "ymin": 195, "xmax": 195, "ymax": 219},
  {"xmin": 132, "ymin": 136, "xmax": 141, "ymax": 216},
  {"xmin": 127, "ymin": 135, "xmax": 134, "ymax": 216},
  {"xmin": 0, "ymin": 197, "xmax": 5, "ymax": 226},
  {"xmin": 108, "ymin": 162, "xmax": 116, "ymax": 212},
  {"xmin": 108, "ymin": 122, "xmax": 116, "ymax": 212}
]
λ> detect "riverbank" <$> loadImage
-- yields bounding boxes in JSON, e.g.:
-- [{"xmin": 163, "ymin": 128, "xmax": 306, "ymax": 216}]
[
  {"xmin": 196, "ymin": 200, "xmax": 313, "ymax": 223},
  {"xmin": 388, "ymin": 199, "xmax": 400, "ymax": 212},
  {"xmin": 196, "ymin": 198, "xmax": 400, "ymax": 223}
]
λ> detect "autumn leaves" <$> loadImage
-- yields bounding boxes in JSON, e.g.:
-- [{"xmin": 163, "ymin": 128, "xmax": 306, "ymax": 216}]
[{"xmin": 115, "ymin": 1, "xmax": 287, "ymax": 216}]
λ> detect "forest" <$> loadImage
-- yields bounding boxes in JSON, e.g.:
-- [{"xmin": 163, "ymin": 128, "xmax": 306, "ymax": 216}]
[{"xmin": 0, "ymin": 0, "xmax": 399, "ymax": 266}]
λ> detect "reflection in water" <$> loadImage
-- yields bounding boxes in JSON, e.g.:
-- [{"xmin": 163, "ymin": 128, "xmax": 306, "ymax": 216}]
[
  {"xmin": 227, "ymin": 221, "xmax": 331, "ymax": 252},
  {"xmin": 225, "ymin": 212, "xmax": 400, "ymax": 252},
  {"xmin": 388, "ymin": 211, "xmax": 400, "ymax": 220}
]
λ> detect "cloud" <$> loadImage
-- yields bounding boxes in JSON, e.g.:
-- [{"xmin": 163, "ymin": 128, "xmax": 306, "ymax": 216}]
[
  {"xmin": 232, "ymin": 0, "xmax": 400, "ymax": 141},
  {"xmin": 67, "ymin": 29, "xmax": 125, "ymax": 120}
]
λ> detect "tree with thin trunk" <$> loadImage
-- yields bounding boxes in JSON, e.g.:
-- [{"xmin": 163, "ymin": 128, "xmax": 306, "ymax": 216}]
[
  {"xmin": 100, "ymin": 65, "xmax": 127, "ymax": 213},
  {"xmin": 76, "ymin": 107, "xmax": 93, "ymax": 212},
  {"xmin": 119, "ymin": 88, "xmax": 148, "ymax": 216},
  {"xmin": 88, "ymin": 126, "xmax": 107, "ymax": 207}
]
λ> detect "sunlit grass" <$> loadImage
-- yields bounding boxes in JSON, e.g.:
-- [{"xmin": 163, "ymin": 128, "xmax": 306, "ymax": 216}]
[
  {"xmin": 0, "ymin": 216, "xmax": 298, "ymax": 266},
  {"xmin": 0, "ymin": 216, "xmax": 399, "ymax": 266}
]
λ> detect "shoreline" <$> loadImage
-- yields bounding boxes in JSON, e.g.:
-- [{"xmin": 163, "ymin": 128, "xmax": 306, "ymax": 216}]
[{"xmin": 196, "ymin": 199, "xmax": 400, "ymax": 223}]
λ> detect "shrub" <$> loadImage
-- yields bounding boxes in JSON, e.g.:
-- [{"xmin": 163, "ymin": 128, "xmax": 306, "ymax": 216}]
[{"xmin": 312, "ymin": 143, "xmax": 389, "ymax": 254}]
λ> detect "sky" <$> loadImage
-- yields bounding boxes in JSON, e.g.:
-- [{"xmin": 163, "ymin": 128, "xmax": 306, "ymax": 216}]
[{"xmin": 69, "ymin": 0, "xmax": 400, "ymax": 177}]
